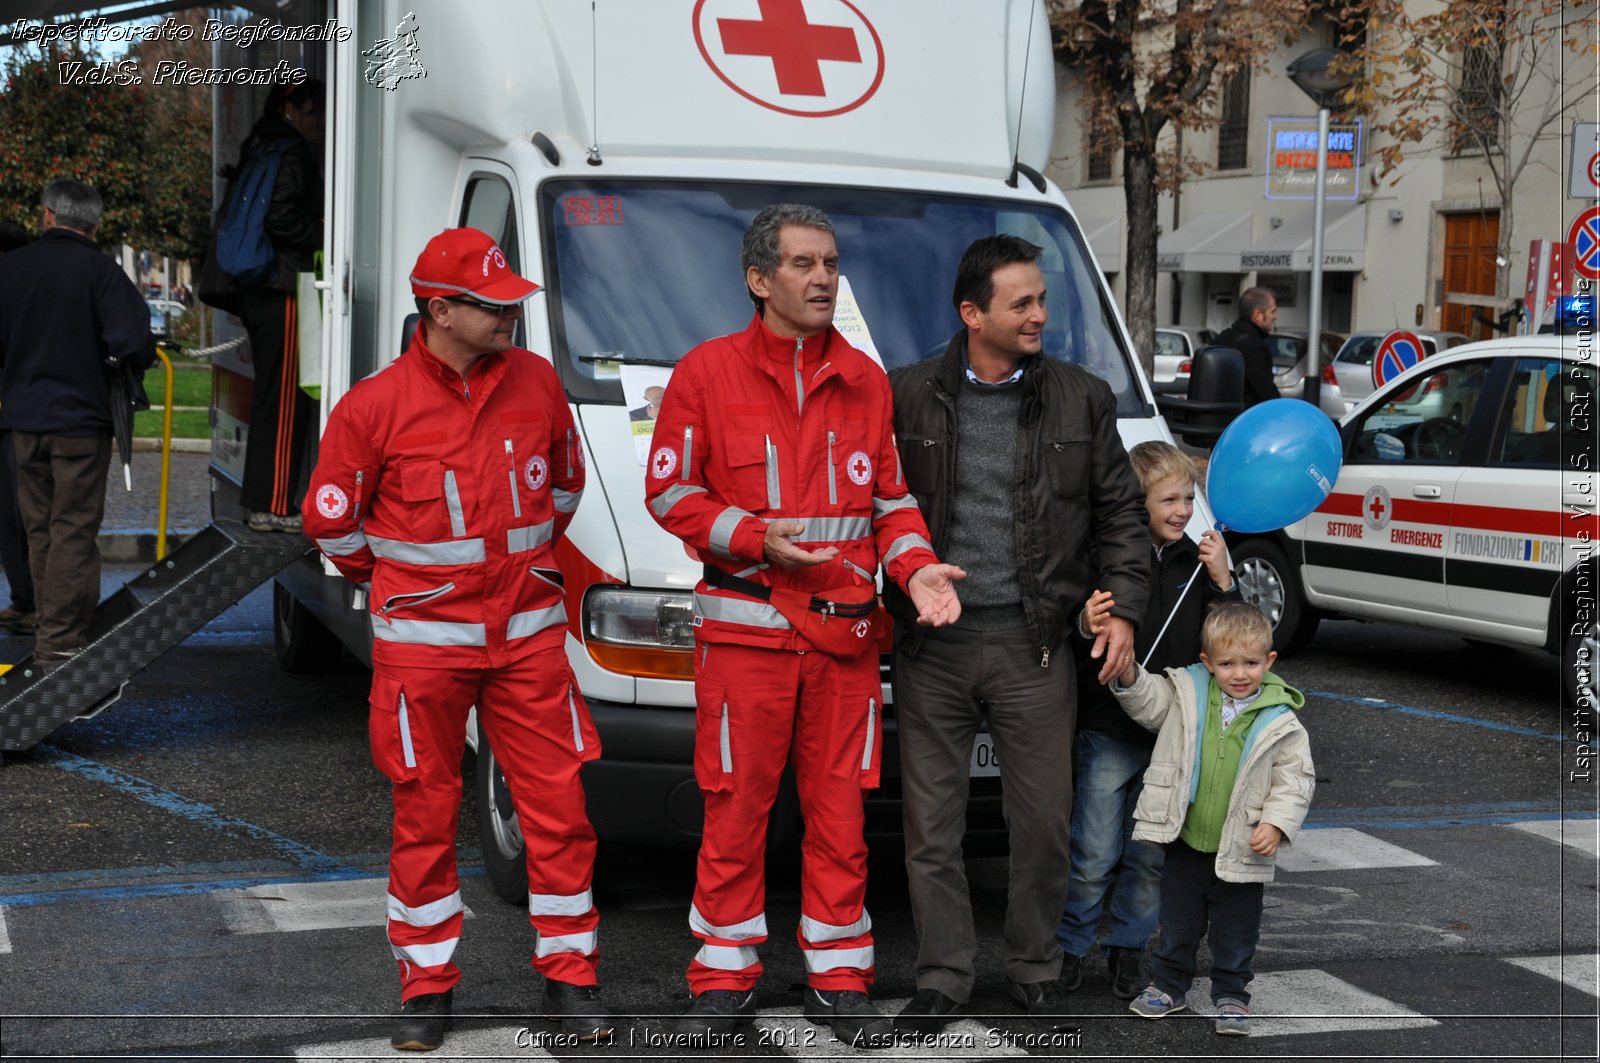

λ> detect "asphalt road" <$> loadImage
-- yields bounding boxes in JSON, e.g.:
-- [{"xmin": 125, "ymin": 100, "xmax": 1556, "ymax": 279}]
[{"xmin": 0, "ymin": 569, "xmax": 1595, "ymax": 1061}]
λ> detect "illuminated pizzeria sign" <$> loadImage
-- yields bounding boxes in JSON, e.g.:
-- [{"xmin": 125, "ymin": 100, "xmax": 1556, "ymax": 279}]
[{"xmin": 1265, "ymin": 116, "xmax": 1363, "ymax": 200}]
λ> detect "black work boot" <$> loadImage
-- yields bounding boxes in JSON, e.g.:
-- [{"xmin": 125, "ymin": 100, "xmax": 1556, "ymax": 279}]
[
  {"xmin": 1006, "ymin": 977, "xmax": 1074, "ymax": 1031},
  {"xmin": 540, "ymin": 979, "xmax": 616, "ymax": 1041},
  {"xmin": 391, "ymin": 988, "xmax": 452, "ymax": 1051},
  {"xmin": 894, "ymin": 987, "xmax": 961, "ymax": 1036},
  {"xmin": 1061, "ymin": 951, "xmax": 1085, "ymax": 992},
  {"xmin": 802, "ymin": 986, "xmax": 895, "ymax": 1049},
  {"xmin": 678, "ymin": 988, "xmax": 758, "ymax": 1037},
  {"xmin": 1108, "ymin": 947, "xmax": 1148, "ymax": 1001}
]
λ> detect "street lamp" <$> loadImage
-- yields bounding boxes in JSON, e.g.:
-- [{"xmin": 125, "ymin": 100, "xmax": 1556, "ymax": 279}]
[{"xmin": 1287, "ymin": 48, "xmax": 1354, "ymax": 410}]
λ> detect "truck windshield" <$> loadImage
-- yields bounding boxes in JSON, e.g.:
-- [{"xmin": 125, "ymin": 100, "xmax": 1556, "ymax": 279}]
[{"xmin": 540, "ymin": 180, "xmax": 1143, "ymax": 415}]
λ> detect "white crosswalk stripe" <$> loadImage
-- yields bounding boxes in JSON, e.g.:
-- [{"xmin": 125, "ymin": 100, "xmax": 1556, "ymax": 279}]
[
  {"xmin": 1505, "ymin": 954, "xmax": 1600, "ymax": 998},
  {"xmin": 215, "ymin": 878, "xmax": 473, "ymax": 934},
  {"xmin": 1505, "ymin": 819, "xmax": 1600, "ymax": 857},
  {"xmin": 1277, "ymin": 827, "xmax": 1437, "ymax": 873},
  {"xmin": 754, "ymin": 1001, "xmax": 1032, "ymax": 1057},
  {"xmin": 0, "ymin": 905, "xmax": 11, "ymax": 954},
  {"xmin": 295, "ymin": 1026, "xmax": 553, "ymax": 1059},
  {"xmin": 1179, "ymin": 969, "xmax": 1438, "ymax": 1036}
]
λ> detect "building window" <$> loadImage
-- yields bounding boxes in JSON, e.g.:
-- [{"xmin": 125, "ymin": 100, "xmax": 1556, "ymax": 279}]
[
  {"xmin": 1087, "ymin": 149, "xmax": 1112, "ymax": 182},
  {"xmin": 1217, "ymin": 69, "xmax": 1250, "ymax": 171},
  {"xmin": 1453, "ymin": 41, "xmax": 1502, "ymax": 154}
]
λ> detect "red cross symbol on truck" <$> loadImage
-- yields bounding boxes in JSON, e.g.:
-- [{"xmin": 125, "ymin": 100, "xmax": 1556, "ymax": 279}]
[{"xmin": 718, "ymin": 0, "xmax": 860, "ymax": 96}]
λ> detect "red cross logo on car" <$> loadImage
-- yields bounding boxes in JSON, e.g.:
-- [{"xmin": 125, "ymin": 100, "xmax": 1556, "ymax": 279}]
[
  {"xmin": 1361, "ymin": 484, "xmax": 1392, "ymax": 531},
  {"xmin": 693, "ymin": 0, "xmax": 885, "ymax": 117}
]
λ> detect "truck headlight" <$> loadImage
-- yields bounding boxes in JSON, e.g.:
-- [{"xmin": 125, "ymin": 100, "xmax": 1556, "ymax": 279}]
[{"xmin": 582, "ymin": 587, "xmax": 696, "ymax": 679}]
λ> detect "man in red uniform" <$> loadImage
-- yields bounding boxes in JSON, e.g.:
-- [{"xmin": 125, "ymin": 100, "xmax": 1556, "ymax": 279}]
[
  {"xmin": 303, "ymin": 228, "xmax": 610, "ymax": 1052},
  {"xmin": 644, "ymin": 203, "xmax": 966, "ymax": 1049}
]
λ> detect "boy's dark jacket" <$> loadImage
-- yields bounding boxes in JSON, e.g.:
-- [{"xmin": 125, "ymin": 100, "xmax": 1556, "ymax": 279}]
[{"xmin": 1077, "ymin": 534, "xmax": 1240, "ymax": 744}]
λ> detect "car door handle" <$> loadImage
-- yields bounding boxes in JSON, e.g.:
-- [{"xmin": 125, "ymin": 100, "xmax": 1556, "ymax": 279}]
[{"xmin": 1412, "ymin": 484, "xmax": 1442, "ymax": 498}]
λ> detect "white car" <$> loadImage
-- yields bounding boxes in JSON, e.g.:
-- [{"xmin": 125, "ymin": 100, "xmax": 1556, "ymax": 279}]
[
  {"xmin": 1153, "ymin": 326, "xmax": 1213, "ymax": 395},
  {"xmin": 1229, "ymin": 334, "xmax": 1596, "ymax": 708},
  {"xmin": 1323, "ymin": 329, "xmax": 1470, "ymax": 417},
  {"xmin": 147, "ymin": 298, "xmax": 186, "ymax": 335}
]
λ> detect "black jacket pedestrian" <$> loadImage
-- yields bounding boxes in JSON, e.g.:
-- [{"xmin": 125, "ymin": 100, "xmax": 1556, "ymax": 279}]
[
  {"xmin": 1074, "ymin": 534, "xmax": 1241, "ymax": 746},
  {"xmin": 1212, "ymin": 314, "xmax": 1278, "ymax": 407},
  {"xmin": 0, "ymin": 228, "xmax": 154, "ymax": 436},
  {"xmin": 886, "ymin": 330, "xmax": 1151, "ymax": 658}
]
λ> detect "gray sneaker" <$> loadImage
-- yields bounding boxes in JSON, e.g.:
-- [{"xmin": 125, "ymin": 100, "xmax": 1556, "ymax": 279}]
[
  {"xmin": 1129, "ymin": 985, "xmax": 1187, "ymax": 1018},
  {"xmin": 1214, "ymin": 997, "xmax": 1251, "ymax": 1036}
]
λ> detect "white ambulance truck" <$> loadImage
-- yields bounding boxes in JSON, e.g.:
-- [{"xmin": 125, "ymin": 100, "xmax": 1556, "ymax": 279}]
[{"xmin": 238, "ymin": 0, "xmax": 1183, "ymax": 900}]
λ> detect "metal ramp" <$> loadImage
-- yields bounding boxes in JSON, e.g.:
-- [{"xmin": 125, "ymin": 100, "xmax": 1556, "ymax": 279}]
[{"xmin": 0, "ymin": 520, "xmax": 313, "ymax": 752}]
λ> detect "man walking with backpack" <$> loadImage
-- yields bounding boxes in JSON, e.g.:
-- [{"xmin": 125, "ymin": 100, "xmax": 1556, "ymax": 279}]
[{"xmin": 199, "ymin": 79, "xmax": 324, "ymax": 533}]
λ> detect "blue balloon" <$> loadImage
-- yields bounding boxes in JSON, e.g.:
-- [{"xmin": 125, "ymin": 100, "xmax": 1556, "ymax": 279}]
[{"xmin": 1206, "ymin": 400, "xmax": 1342, "ymax": 533}]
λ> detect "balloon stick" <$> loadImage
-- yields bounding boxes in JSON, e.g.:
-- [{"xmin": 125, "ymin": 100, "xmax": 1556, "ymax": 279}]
[{"xmin": 1140, "ymin": 560, "xmax": 1205, "ymax": 669}]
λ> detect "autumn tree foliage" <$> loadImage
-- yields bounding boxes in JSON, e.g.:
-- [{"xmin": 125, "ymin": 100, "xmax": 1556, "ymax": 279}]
[
  {"xmin": 1048, "ymin": 0, "xmax": 1311, "ymax": 372},
  {"xmin": 0, "ymin": 12, "xmax": 212, "ymax": 261},
  {"xmin": 1339, "ymin": 0, "xmax": 1599, "ymax": 302}
]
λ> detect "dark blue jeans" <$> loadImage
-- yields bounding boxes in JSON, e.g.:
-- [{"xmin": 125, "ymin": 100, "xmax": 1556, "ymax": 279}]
[{"xmin": 1149, "ymin": 839, "xmax": 1264, "ymax": 1005}]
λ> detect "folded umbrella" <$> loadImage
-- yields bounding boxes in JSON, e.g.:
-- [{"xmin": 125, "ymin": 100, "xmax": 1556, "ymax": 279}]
[{"xmin": 105, "ymin": 355, "xmax": 151, "ymax": 492}]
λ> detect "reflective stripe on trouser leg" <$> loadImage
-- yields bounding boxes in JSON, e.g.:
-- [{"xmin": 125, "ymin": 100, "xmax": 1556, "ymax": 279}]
[
  {"xmin": 376, "ymin": 664, "xmax": 475, "ymax": 1000},
  {"xmin": 791, "ymin": 648, "xmax": 880, "ymax": 991},
  {"xmin": 686, "ymin": 643, "xmax": 801, "ymax": 994},
  {"xmin": 477, "ymin": 628, "xmax": 603, "ymax": 985}
]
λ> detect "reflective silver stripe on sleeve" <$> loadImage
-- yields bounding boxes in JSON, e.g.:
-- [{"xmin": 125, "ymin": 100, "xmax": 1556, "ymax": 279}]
[
  {"xmin": 788, "ymin": 515, "xmax": 871, "ymax": 542},
  {"xmin": 553, "ymin": 487, "xmax": 581, "ymax": 514},
  {"xmin": 367, "ymin": 535, "xmax": 486, "ymax": 565},
  {"xmin": 372, "ymin": 617, "xmax": 488, "ymax": 646},
  {"xmin": 826, "ymin": 430, "xmax": 838, "ymax": 506},
  {"xmin": 507, "ymin": 521, "xmax": 554, "ymax": 555},
  {"xmin": 566, "ymin": 428, "xmax": 575, "ymax": 477},
  {"xmin": 765, "ymin": 435, "xmax": 782, "ymax": 509},
  {"xmin": 681, "ymin": 425, "xmax": 694, "ymax": 482},
  {"xmin": 693, "ymin": 592, "xmax": 791, "ymax": 630},
  {"xmin": 507, "ymin": 602, "xmax": 568, "ymax": 640},
  {"xmin": 708, "ymin": 507, "xmax": 751, "ymax": 560},
  {"xmin": 444, "ymin": 470, "xmax": 467, "ymax": 537},
  {"xmin": 799, "ymin": 910, "xmax": 872, "ymax": 944},
  {"xmin": 883, "ymin": 533, "xmax": 934, "ymax": 564},
  {"xmin": 872, "ymin": 494, "xmax": 920, "ymax": 519},
  {"xmin": 316, "ymin": 530, "xmax": 369, "ymax": 557},
  {"xmin": 802, "ymin": 943, "xmax": 875, "ymax": 973},
  {"xmin": 387, "ymin": 890, "xmax": 464, "ymax": 927},
  {"xmin": 650, "ymin": 482, "xmax": 706, "ymax": 519},
  {"xmin": 529, "ymin": 889, "xmax": 593, "ymax": 917},
  {"xmin": 689, "ymin": 904, "xmax": 769, "ymax": 941},
  {"xmin": 390, "ymin": 938, "xmax": 458, "ymax": 969},
  {"xmin": 696, "ymin": 943, "xmax": 760, "ymax": 971},
  {"xmin": 534, "ymin": 930, "xmax": 597, "ymax": 958}
]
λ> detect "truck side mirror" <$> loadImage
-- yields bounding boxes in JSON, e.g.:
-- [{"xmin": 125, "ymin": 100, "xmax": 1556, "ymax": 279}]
[{"xmin": 401, "ymin": 312, "xmax": 420, "ymax": 356}]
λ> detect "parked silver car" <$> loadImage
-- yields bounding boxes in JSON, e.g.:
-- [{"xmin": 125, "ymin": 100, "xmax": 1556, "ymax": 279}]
[
  {"xmin": 1322, "ymin": 329, "xmax": 1470, "ymax": 416},
  {"xmin": 1153, "ymin": 325, "xmax": 1213, "ymax": 394},
  {"xmin": 1267, "ymin": 329, "xmax": 1345, "ymax": 404}
]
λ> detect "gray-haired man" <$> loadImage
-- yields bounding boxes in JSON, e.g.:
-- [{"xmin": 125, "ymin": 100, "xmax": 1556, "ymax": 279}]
[{"xmin": 0, "ymin": 180, "xmax": 154, "ymax": 667}]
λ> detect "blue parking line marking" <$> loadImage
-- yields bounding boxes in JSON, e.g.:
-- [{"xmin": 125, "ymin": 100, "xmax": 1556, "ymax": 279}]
[
  {"xmin": 0, "ymin": 867, "xmax": 486, "ymax": 910},
  {"xmin": 1303, "ymin": 689, "xmax": 1565, "ymax": 740},
  {"xmin": 33, "ymin": 745, "xmax": 362, "ymax": 876}
]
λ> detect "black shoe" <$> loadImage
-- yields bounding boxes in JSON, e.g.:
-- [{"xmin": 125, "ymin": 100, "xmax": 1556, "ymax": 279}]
[
  {"xmin": 540, "ymin": 979, "xmax": 615, "ymax": 1041},
  {"xmin": 391, "ymin": 989, "xmax": 451, "ymax": 1051},
  {"xmin": 802, "ymin": 987, "xmax": 895, "ymax": 1049},
  {"xmin": 1006, "ymin": 977, "xmax": 1074, "ymax": 1031},
  {"xmin": 1108, "ymin": 947, "xmax": 1147, "ymax": 1000},
  {"xmin": 894, "ymin": 987, "xmax": 961, "ymax": 1036},
  {"xmin": 1061, "ymin": 952, "xmax": 1085, "ymax": 992},
  {"xmin": 678, "ymin": 988, "xmax": 758, "ymax": 1037}
]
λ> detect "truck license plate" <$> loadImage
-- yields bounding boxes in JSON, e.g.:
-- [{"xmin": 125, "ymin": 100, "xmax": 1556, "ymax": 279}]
[{"xmin": 969, "ymin": 733, "xmax": 1000, "ymax": 777}]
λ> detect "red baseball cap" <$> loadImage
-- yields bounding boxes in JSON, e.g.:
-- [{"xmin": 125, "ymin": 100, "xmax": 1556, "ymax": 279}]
[{"xmin": 409, "ymin": 227, "xmax": 540, "ymax": 305}]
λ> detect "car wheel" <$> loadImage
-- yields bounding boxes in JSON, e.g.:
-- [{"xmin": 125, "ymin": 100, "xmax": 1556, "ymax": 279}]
[
  {"xmin": 1563, "ymin": 621, "xmax": 1598, "ymax": 712},
  {"xmin": 1232, "ymin": 538, "xmax": 1318, "ymax": 654},
  {"xmin": 273, "ymin": 582, "xmax": 344, "ymax": 674},
  {"xmin": 474, "ymin": 728, "xmax": 530, "ymax": 904}
]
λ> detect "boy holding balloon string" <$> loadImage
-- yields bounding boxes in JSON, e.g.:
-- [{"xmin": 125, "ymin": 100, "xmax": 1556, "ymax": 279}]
[
  {"xmin": 1102, "ymin": 600, "xmax": 1315, "ymax": 1036},
  {"xmin": 1057, "ymin": 443, "xmax": 1239, "ymax": 999}
]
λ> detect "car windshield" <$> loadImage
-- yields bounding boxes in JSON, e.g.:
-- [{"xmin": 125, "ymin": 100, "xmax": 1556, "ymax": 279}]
[
  {"xmin": 540, "ymin": 180, "xmax": 1143, "ymax": 414},
  {"xmin": 1154, "ymin": 332, "xmax": 1185, "ymax": 359},
  {"xmin": 1266, "ymin": 334, "xmax": 1304, "ymax": 369}
]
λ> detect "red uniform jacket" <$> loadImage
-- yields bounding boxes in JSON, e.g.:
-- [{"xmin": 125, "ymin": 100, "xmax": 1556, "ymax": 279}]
[
  {"xmin": 303, "ymin": 331, "xmax": 583, "ymax": 668},
  {"xmin": 645, "ymin": 313, "xmax": 937, "ymax": 652}
]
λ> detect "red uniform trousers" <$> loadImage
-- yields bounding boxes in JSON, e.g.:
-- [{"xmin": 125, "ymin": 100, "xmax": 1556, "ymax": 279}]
[
  {"xmin": 370, "ymin": 627, "xmax": 601, "ymax": 1000},
  {"xmin": 687, "ymin": 641, "xmax": 883, "ymax": 994}
]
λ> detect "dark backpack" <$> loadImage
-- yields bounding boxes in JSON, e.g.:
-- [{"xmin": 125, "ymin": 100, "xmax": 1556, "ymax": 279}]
[{"xmin": 212, "ymin": 137, "xmax": 293, "ymax": 287}]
